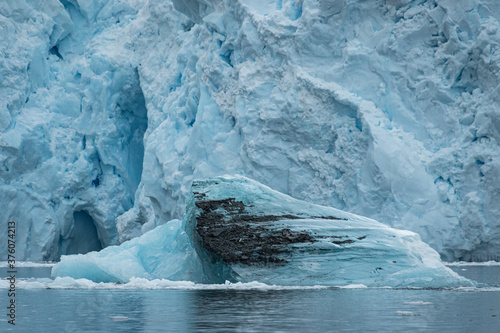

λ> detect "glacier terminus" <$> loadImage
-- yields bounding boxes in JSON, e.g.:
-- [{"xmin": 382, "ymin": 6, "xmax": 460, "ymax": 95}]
[{"xmin": 1, "ymin": 0, "xmax": 500, "ymax": 281}]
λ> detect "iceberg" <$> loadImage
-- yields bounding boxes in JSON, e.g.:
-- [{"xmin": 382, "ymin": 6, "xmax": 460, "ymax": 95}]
[
  {"xmin": 52, "ymin": 219, "xmax": 207, "ymax": 283},
  {"xmin": 53, "ymin": 176, "xmax": 474, "ymax": 288}
]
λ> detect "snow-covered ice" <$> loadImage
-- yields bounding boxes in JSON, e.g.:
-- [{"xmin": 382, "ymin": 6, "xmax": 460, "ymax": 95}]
[{"xmin": 1, "ymin": 0, "xmax": 500, "ymax": 262}]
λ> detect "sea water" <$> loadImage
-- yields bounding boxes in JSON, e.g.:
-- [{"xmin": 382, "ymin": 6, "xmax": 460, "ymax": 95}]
[{"xmin": 1, "ymin": 263, "xmax": 499, "ymax": 332}]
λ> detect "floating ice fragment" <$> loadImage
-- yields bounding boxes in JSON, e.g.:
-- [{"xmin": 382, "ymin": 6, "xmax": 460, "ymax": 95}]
[
  {"xmin": 396, "ymin": 311, "xmax": 420, "ymax": 316},
  {"xmin": 52, "ymin": 176, "xmax": 476, "ymax": 288}
]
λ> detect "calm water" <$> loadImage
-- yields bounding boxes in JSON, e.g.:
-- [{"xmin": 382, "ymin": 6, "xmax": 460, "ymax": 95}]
[{"xmin": 1, "ymin": 264, "xmax": 499, "ymax": 332}]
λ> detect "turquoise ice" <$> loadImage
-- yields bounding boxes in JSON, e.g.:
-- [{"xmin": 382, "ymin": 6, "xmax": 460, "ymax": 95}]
[
  {"xmin": 53, "ymin": 176, "xmax": 474, "ymax": 288},
  {"xmin": 1, "ymin": 0, "xmax": 500, "ymax": 262}
]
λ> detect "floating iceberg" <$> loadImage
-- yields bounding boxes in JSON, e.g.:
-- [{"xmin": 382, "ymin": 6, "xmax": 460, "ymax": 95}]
[
  {"xmin": 53, "ymin": 176, "xmax": 474, "ymax": 288},
  {"xmin": 52, "ymin": 219, "xmax": 207, "ymax": 283}
]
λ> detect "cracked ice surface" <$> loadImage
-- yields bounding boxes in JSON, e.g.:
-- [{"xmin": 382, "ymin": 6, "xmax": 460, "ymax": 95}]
[{"xmin": 1, "ymin": 0, "xmax": 500, "ymax": 261}]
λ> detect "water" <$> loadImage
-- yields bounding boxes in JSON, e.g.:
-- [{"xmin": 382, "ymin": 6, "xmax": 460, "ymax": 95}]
[{"xmin": 1, "ymin": 264, "xmax": 499, "ymax": 332}]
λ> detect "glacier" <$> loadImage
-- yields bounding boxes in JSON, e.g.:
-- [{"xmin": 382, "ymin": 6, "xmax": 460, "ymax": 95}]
[
  {"xmin": 1, "ymin": 0, "xmax": 500, "ymax": 262},
  {"xmin": 53, "ymin": 175, "xmax": 474, "ymax": 288}
]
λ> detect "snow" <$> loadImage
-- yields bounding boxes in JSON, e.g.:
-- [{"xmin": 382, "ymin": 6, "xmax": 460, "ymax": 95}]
[
  {"xmin": 0, "ymin": 262, "xmax": 56, "ymax": 268},
  {"xmin": 445, "ymin": 261, "xmax": 500, "ymax": 267},
  {"xmin": 5, "ymin": 276, "xmax": 500, "ymax": 291},
  {"xmin": 1, "ymin": 0, "xmax": 500, "ymax": 262},
  {"xmin": 52, "ymin": 175, "xmax": 474, "ymax": 288},
  {"xmin": 0, "ymin": 276, "xmax": 330, "ymax": 290}
]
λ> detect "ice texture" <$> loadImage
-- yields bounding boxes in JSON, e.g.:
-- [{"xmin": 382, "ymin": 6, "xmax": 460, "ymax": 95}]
[
  {"xmin": 52, "ymin": 219, "xmax": 207, "ymax": 283},
  {"xmin": 53, "ymin": 176, "xmax": 473, "ymax": 288},
  {"xmin": 1, "ymin": 0, "xmax": 500, "ymax": 261},
  {"xmin": 0, "ymin": 0, "xmax": 149, "ymax": 260}
]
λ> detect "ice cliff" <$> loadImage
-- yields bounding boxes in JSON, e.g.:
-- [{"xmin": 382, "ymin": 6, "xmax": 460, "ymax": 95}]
[
  {"xmin": 53, "ymin": 176, "xmax": 473, "ymax": 288},
  {"xmin": 1, "ymin": 0, "xmax": 500, "ymax": 262}
]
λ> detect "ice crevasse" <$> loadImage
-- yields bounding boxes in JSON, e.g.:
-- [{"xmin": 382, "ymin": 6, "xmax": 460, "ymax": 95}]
[{"xmin": 1, "ymin": 0, "xmax": 500, "ymax": 262}]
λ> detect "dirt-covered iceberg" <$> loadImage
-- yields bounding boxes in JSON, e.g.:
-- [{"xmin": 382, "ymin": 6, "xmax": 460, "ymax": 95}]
[{"xmin": 53, "ymin": 176, "xmax": 474, "ymax": 288}]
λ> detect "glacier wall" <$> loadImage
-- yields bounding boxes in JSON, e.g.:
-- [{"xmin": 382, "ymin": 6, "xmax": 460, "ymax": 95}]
[
  {"xmin": 0, "ymin": 0, "xmax": 148, "ymax": 260},
  {"xmin": 1, "ymin": 0, "xmax": 500, "ymax": 261}
]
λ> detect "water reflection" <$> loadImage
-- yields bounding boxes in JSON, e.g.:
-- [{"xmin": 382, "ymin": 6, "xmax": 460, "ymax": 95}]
[
  {"xmin": 6, "ymin": 288, "xmax": 500, "ymax": 332},
  {"xmin": 190, "ymin": 290, "xmax": 315, "ymax": 332},
  {"xmin": 187, "ymin": 289, "xmax": 461, "ymax": 332},
  {"xmin": 3, "ymin": 265, "xmax": 500, "ymax": 332}
]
